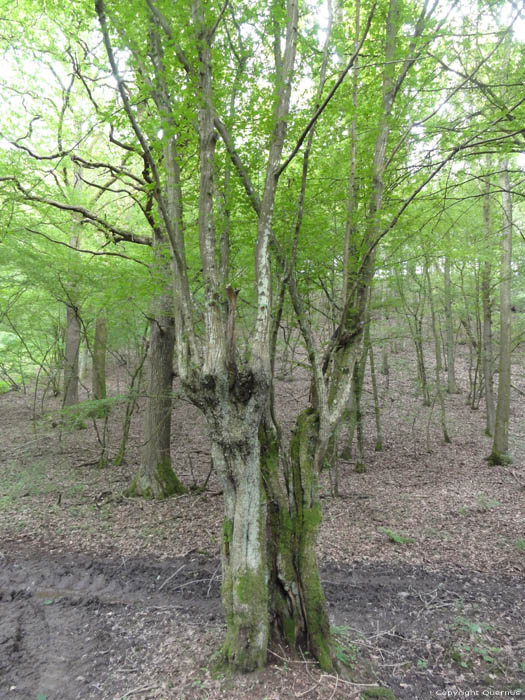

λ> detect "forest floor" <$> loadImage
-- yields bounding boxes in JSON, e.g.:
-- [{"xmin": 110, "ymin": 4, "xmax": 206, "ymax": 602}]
[{"xmin": 0, "ymin": 345, "xmax": 524, "ymax": 700}]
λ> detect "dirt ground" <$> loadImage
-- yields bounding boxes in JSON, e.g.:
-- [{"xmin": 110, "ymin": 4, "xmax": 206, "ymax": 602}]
[{"xmin": 0, "ymin": 346, "xmax": 524, "ymax": 700}]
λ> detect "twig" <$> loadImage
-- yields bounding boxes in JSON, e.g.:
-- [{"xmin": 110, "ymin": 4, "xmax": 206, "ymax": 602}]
[
  {"xmin": 268, "ymin": 649, "xmax": 316, "ymax": 665},
  {"xmin": 295, "ymin": 679, "xmax": 321, "ymax": 697},
  {"xmin": 172, "ymin": 578, "xmax": 212, "ymax": 591},
  {"xmin": 158, "ymin": 563, "xmax": 185, "ymax": 591},
  {"xmin": 116, "ymin": 686, "xmax": 159, "ymax": 700},
  {"xmin": 207, "ymin": 562, "xmax": 221, "ymax": 598},
  {"xmin": 328, "ymin": 673, "xmax": 339, "ymax": 700},
  {"xmin": 318, "ymin": 673, "xmax": 379, "ymax": 688}
]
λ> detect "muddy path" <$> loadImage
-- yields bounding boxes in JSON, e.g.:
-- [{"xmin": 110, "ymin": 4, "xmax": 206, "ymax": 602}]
[{"xmin": 1, "ymin": 547, "xmax": 523, "ymax": 700}]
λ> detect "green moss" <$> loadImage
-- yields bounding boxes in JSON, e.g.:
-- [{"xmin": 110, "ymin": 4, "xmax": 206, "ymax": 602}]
[
  {"xmin": 222, "ymin": 518, "xmax": 234, "ymax": 543},
  {"xmin": 235, "ymin": 568, "xmax": 266, "ymax": 606},
  {"xmin": 155, "ymin": 458, "xmax": 186, "ymax": 496},
  {"xmin": 487, "ymin": 451, "xmax": 512, "ymax": 466},
  {"xmin": 302, "ymin": 503, "xmax": 322, "ymax": 532},
  {"xmin": 124, "ymin": 459, "xmax": 184, "ymax": 499},
  {"xmin": 360, "ymin": 687, "xmax": 395, "ymax": 700},
  {"xmin": 222, "ymin": 518, "xmax": 233, "ymax": 556},
  {"xmin": 378, "ymin": 527, "xmax": 414, "ymax": 545},
  {"xmin": 283, "ymin": 615, "xmax": 297, "ymax": 646}
]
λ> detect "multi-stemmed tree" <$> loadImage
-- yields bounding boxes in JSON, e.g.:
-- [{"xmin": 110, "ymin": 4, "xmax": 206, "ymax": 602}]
[{"xmin": 1, "ymin": 0, "xmax": 523, "ymax": 674}]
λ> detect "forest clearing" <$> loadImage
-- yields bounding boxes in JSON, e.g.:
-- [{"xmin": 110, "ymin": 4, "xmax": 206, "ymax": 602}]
[{"xmin": 1, "ymin": 0, "xmax": 524, "ymax": 698}]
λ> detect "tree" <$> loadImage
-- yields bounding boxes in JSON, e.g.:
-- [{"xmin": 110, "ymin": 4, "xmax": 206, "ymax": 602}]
[
  {"xmin": 1, "ymin": 0, "xmax": 524, "ymax": 676},
  {"xmin": 489, "ymin": 161, "xmax": 513, "ymax": 464}
]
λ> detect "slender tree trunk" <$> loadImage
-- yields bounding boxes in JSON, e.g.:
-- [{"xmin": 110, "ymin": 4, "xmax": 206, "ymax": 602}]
[
  {"xmin": 489, "ymin": 163, "xmax": 513, "ymax": 464},
  {"xmin": 349, "ymin": 343, "xmax": 368, "ymax": 472},
  {"xmin": 92, "ymin": 314, "xmax": 107, "ymax": 401},
  {"xmin": 114, "ymin": 327, "xmax": 149, "ymax": 467},
  {"xmin": 482, "ymin": 180, "xmax": 496, "ymax": 436},
  {"xmin": 459, "ymin": 267, "xmax": 482, "ymax": 408},
  {"xmin": 426, "ymin": 262, "xmax": 451, "ymax": 443},
  {"xmin": 444, "ymin": 257, "xmax": 459, "ymax": 393},
  {"xmin": 368, "ymin": 325, "xmax": 383, "ymax": 451}
]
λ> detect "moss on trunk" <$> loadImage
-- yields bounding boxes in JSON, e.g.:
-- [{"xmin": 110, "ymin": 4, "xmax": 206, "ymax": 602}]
[
  {"xmin": 214, "ymin": 435, "xmax": 269, "ymax": 673},
  {"xmin": 125, "ymin": 458, "xmax": 185, "ymax": 499},
  {"xmin": 263, "ymin": 413, "xmax": 334, "ymax": 672}
]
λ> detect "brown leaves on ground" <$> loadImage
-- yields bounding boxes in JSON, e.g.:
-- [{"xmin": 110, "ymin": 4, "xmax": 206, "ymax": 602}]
[{"xmin": 0, "ymin": 346, "xmax": 523, "ymax": 699}]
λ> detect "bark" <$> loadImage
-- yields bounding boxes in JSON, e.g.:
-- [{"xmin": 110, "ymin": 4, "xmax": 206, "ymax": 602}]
[
  {"xmin": 489, "ymin": 163, "xmax": 513, "ymax": 464},
  {"xmin": 126, "ymin": 282, "xmax": 184, "ymax": 499},
  {"xmin": 92, "ymin": 314, "xmax": 107, "ymax": 401},
  {"xmin": 444, "ymin": 257, "xmax": 459, "ymax": 393},
  {"xmin": 459, "ymin": 266, "xmax": 482, "ymax": 409},
  {"xmin": 341, "ymin": 341, "xmax": 368, "ymax": 469},
  {"xmin": 368, "ymin": 322, "xmax": 383, "ymax": 451},
  {"xmin": 426, "ymin": 262, "xmax": 451, "ymax": 443},
  {"xmin": 482, "ymin": 179, "xmax": 496, "ymax": 436},
  {"xmin": 262, "ymin": 416, "xmax": 333, "ymax": 673},
  {"xmin": 114, "ymin": 328, "xmax": 149, "ymax": 467},
  {"xmin": 62, "ymin": 304, "xmax": 81, "ymax": 407},
  {"xmin": 213, "ymin": 416, "xmax": 268, "ymax": 671},
  {"xmin": 397, "ymin": 269, "xmax": 431, "ymax": 406}
]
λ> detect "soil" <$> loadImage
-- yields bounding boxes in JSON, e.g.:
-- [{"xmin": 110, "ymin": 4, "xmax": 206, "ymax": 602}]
[{"xmin": 0, "ymin": 346, "xmax": 524, "ymax": 700}]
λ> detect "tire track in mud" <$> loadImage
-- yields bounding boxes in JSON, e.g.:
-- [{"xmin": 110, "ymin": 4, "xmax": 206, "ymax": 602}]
[
  {"xmin": 0, "ymin": 550, "xmax": 222, "ymax": 699},
  {"xmin": 0, "ymin": 549, "xmax": 523, "ymax": 699}
]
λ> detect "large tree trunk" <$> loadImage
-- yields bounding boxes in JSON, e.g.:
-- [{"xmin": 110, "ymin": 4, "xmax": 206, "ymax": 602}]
[
  {"xmin": 213, "ymin": 416, "xmax": 268, "ymax": 671},
  {"xmin": 126, "ymin": 287, "xmax": 184, "ymax": 499},
  {"xmin": 262, "ymin": 417, "xmax": 333, "ymax": 673},
  {"xmin": 183, "ymin": 366, "xmax": 271, "ymax": 671},
  {"xmin": 489, "ymin": 163, "xmax": 512, "ymax": 464}
]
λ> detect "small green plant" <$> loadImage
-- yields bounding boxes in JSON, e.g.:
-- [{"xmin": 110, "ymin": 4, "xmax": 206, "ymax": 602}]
[
  {"xmin": 459, "ymin": 494, "xmax": 501, "ymax": 516},
  {"xmin": 416, "ymin": 658, "xmax": 428, "ymax": 669},
  {"xmin": 475, "ymin": 494, "xmax": 501, "ymax": 511},
  {"xmin": 454, "ymin": 616, "xmax": 492, "ymax": 635},
  {"xmin": 331, "ymin": 625, "xmax": 360, "ymax": 670},
  {"xmin": 450, "ymin": 642, "xmax": 502, "ymax": 668},
  {"xmin": 360, "ymin": 687, "xmax": 395, "ymax": 700},
  {"xmin": 378, "ymin": 527, "xmax": 414, "ymax": 545},
  {"xmin": 513, "ymin": 538, "xmax": 525, "ymax": 552},
  {"xmin": 449, "ymin": 617, "xmax": 504, "ymax": 672}
]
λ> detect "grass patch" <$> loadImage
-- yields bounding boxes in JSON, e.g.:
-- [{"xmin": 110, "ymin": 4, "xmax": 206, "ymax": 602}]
[
  {"xmin": 0, "ymin": 460, "xmax": 58, "ymax": 504},
  {"xmin": 378, "ymin": 527, "xmax": 414, "ymax": 545}
]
